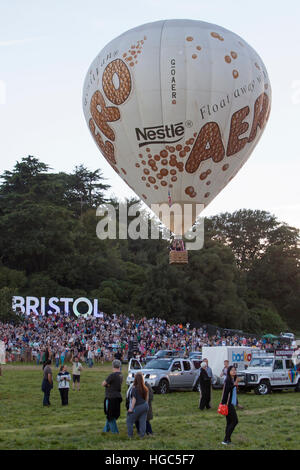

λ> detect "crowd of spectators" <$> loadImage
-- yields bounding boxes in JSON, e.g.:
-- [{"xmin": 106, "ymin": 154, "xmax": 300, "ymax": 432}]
[{"xmin": 0, "ymin": 311, "xmax": 287, "ymax": 365}]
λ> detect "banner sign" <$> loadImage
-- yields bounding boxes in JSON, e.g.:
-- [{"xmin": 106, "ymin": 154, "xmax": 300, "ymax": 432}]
[
  {"xmin": 274, "ymin": 349, "xmax": 294, "ymax": 357},
  {"xmin": 12, "ymin": 296, "xmax": 103, "ymax": 318}
]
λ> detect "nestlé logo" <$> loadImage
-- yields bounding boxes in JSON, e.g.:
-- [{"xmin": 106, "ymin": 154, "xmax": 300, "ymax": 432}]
[{"xmin": 135, "ymin": 122, "xmax": 184, "ymax": 147}]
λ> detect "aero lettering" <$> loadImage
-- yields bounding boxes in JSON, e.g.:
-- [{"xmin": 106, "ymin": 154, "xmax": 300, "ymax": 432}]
[
  {"xmin": 185, "ymin": 92, "xmax": 270, "ymax": 173},
  {"xmin": 89, "ymin": 59, "xmax": 132, "ymax": 165}
]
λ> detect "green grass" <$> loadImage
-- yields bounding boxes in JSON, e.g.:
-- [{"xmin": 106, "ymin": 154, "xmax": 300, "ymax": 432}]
[{"xmin": 1, "ymin": 363, "xmax": 300, "ymax": 450}]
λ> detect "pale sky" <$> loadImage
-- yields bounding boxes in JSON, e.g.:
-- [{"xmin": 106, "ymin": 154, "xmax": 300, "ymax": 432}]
[{"xmin": 1, "ymin": 0, "xmax": 300, "ymax": 228}]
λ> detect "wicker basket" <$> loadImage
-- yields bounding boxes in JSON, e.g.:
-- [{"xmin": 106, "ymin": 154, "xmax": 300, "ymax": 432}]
[{"xmin": 169, "ymin": 250, "xmax": 188, "ymax": 265}]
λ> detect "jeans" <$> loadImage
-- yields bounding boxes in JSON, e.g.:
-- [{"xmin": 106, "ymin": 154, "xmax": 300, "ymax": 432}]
[
  {"xmin": 88, "ymin": 358, "xmax": 93, "ymax": 368},
  {"xmin": 136, "ymin": 420, "xmax": 153, "ymax": 435},
  {"xmin": 42, "ymin": 379, "xmax": 52, "ymax": 406},
  {"xmin": 103, "ymin": 419, "xmax": 119, "ymax": 433},
  {"xmin": 55, "ymin": 358, "xmax": 59, "ymax": 368},
  {"xmin": 127, "ymin": 402, "xmax": 149, "ymax": 437},
  {"xmin": 224, "ymin": 404, "xmax": 238, "ymax": 442}
]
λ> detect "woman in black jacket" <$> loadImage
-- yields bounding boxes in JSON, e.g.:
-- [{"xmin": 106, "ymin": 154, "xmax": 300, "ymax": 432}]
[
  {"xmin": 221, "ymin": 365, "xmax": 238, "ymax": 445},
  {"xmin": 199, "ymin": 362, "xmax": 211, "ymax": 410}
]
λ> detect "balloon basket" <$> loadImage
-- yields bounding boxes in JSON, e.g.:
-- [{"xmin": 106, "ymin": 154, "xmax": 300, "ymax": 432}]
[{"xmin": 169, "ymin": 250, "xmax": 188, "ymax": 265}]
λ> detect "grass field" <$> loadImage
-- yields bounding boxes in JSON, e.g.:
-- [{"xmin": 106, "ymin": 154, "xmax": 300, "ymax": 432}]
[{"xmin": 1, "ymin": 363, "xmax": 300, "ymax": 450}]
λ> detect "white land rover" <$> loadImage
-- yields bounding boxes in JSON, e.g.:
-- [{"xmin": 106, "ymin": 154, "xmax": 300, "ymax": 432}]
[{"xmin": 237, "ymin": 350, "xmax": 300, "ymax": 395}]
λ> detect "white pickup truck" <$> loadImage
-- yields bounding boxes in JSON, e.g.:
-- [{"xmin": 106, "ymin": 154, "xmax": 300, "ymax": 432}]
[{"xmin": 237, "ymin": 350, "xmax": 300, "ymax": 395}]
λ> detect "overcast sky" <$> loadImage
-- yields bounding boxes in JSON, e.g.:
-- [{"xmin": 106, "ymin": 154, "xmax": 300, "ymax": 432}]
[{"xmin": 1, "ymin": 0, "xmax": 300, "ymax": 227}]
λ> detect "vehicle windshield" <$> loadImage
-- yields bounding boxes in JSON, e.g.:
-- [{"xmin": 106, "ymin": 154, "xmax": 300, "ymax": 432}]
[
  {"xmin": 250, "ymin": 358, "xmax": 273, "ymax": 368},
  {"xmin": 155, "ymin": 351, "xmax": 170, "ymax": 358},
  {"xmin": 143, "ymin": 359, "xmax": 173, "ymax": 370}
]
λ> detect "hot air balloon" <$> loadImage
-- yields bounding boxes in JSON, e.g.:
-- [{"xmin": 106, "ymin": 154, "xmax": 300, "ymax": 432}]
[{"xmin": 82, "ymin": 19, "xmax": 271, "ymax": 264}]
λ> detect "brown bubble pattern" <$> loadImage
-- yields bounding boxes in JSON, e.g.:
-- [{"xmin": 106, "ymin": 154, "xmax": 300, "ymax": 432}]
[
  {"xmin": 185, "ymin": 186, "xmax": 197, "ymax": 198},
  {"xmin": 200, "ymin": 169, "xmax": 211, "ymax": 180},
  {"xmin": 123, "ymin": 36, "xmax": 147, "ymax": 69},
  {"xmin": 222, "ymin": 47, "xmax": 239, "ymax": 79},
  {"xmin": 134, "ymin": 136, "xmax": 197, "ymax": 192},
  {"xmin": 132, "ymin": 131, "xmax": 226, "ymax": 202},
  {"xmin": 186, "ymin": 36, "xmax": 202, "ymax": 60},
  {"xmin": 210, "ymin": 32, "xmax": 224, "ymax": 41}
]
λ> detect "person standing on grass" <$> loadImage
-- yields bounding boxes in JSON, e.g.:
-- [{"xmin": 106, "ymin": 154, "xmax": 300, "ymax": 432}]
[
  {"xmin": 55, "ymin": 350, "xmax": 60, "ymax": 368},
  {"xmin": 36, "ymin": 349, "xmax": 41, "ymax": 366},
  {"xmin": 221, "ymin": 365, "xmax": 239, "ymax": 446},
  {"xmin": 60, "ymin": 349, "xmax": 65, "ymax": 367},
  {"xmin": 203, "ymin": 357, "xmax": 213, "ymax": 407},
  {"xmin": 221, "ymin": 360, "xmax": 243, "ymax": 410},
  {"xmin": 57, "ymin": 365, "xmax": 71, "ymax": 406},
  {"xmin": 220, "ymin": 360, "xmax": 229, "ymax": 381},
  {"xmin": 72, "ymin": 356, "xmax": 82, "ymax": 391},
  {"xmin": 102, "ymin": 359, "xmax": 123, "ymax": 434},
  {"xmin": 199, "ymin": 362, "xmax": 211, "ymax": 410},
  {"xmin": 41, "ymin": 359, "xmax": 53, "ymax": 406},
  {"xmin": 88, "ymin": 348, "xmax": 94, "ymax": 368},
  {"xmin": 126, "ymin": 372, "xmax": 149, "ymax": 438},
  {"xmin": 134, "ymin": 380, "xmax": 154, "ymax": 436}
]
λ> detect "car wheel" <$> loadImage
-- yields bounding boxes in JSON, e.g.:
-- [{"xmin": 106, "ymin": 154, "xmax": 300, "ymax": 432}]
[
  {"xmin": 193, "ymin": 379, "xmax": 200, "ymax": 392},
  {"xmin": 295, "ymin": 380, "xmax": 300, "ymax": 392},
  {"xmin": 254, "ymin": 380, "xmax": 271, "ymax": 395},
  {"xmin": 157, "ymin": 379, "xmax": 169, "ymax": 394}
]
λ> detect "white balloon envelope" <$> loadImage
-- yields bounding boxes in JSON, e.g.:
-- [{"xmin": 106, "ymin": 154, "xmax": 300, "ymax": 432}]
[{"xmin": 83, "ymin": 19, "xmax": 271, "ymax": 235}]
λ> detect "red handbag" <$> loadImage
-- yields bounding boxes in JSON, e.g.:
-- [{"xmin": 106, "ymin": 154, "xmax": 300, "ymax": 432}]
[{"xmin": 217, "ymin": 403, "xmax": 228, "ymax": 416}]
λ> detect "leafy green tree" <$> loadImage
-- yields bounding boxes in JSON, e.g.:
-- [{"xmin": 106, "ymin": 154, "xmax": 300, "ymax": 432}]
[
  {"xmin": 248, "ymin": 245, "xmax": 300, "ymax": 330},
  {"xmin": 0, "ymin": 287, "xmax": 20, "ymax": 323},
  {"xmin": 247, "ymin": 299, "xmax": 287, "ymax": 334},
  {"xmin": 65, "ymin": 165, "xmax": 110, "ymax": 217},
  {"xmin": 184, "ymin": 241, "xmax": 249, "ymax": 328},
  {"xmin": 0, "ymin": 265, "xmax": 27, "ymax": 289},
  {"xmin": 207, "ymin": 209, "xmax": 299, "ymax": 270}
]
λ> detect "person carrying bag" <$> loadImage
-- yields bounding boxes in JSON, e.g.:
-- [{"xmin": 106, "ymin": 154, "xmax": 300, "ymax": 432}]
[{"xmin": 219, "ymin": 365, "xmax": 239, "ymax": 445}]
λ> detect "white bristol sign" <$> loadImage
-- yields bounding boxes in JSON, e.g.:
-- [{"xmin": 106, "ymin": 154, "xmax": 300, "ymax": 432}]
[{"xmin": 12, "ymin": 296, "xmax": 102, "ymax": 318}]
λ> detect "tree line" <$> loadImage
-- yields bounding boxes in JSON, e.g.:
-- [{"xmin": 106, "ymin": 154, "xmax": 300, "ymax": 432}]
[{"xmin": 0, "ymin": 155, "xmax": 299, "ymax": 334}]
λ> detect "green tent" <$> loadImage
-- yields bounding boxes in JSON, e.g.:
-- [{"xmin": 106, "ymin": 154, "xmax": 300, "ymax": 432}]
[{"xmin": 262, "ymin": 334, "xmax": 278, "ymax": 340}]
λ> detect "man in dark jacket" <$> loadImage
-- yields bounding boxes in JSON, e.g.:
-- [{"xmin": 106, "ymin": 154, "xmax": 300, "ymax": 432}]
[
  {"xmin": 102, "ymin": 359, "xmax": 123, "ymax": 433},
  {"xmin": 199, "ymin": 362, "xmax": 211, "ymax": 410}
]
